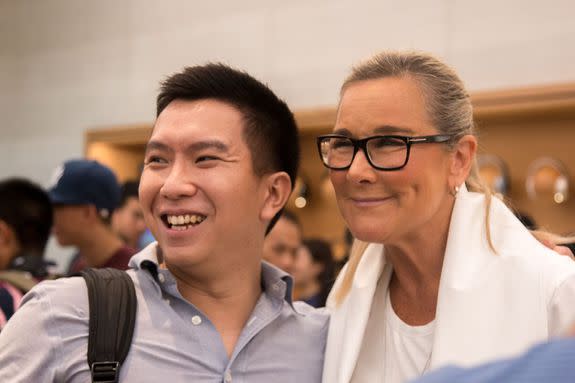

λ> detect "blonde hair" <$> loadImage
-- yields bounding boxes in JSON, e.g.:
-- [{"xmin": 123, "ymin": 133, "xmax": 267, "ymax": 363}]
[{"xmin": 334, "ymin": 51, "xmax": 494, "ymax": 306}]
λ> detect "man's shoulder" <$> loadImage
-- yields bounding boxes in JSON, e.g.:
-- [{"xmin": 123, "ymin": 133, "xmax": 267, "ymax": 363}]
[
  {"xmin": 16, "ymin": 270, "xmax": 145, "ymax": 331},
  {"xmin": 293, "ymin": 301, "xmax": 330, "ymax": 319},
  {"xmin": 288, "ymin": 301, "xmax": 330, "ymax": 333},
  {"xmin": 24, "ymin": 275, "xmax": 89, "ymax": 308}
]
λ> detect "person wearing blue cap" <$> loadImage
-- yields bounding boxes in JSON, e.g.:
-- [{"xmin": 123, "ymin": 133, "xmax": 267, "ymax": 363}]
[
  {"xmin": 111, "ymin": 180, "xmax": 147, "ymax": 250},
  {"xmin": 47, "ymin": 159, "xmax": 136, "ymax": 275}
]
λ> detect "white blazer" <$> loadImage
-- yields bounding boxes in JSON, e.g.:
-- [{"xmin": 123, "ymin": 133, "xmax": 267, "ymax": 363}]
[{"xmin": 323, "ymin": 188, "xmax": 575, "ymax": 383}]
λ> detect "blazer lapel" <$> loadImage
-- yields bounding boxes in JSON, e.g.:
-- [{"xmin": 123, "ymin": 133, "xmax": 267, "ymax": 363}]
[
  {"xmin": 430, "ymin": 188, "xmax": 546, "ymax": 367},
  {"xmin": 336, "ymin": 243, "xmax": 386, "ymax": 383}
]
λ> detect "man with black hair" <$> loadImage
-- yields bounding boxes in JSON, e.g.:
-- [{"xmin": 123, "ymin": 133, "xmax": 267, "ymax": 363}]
[
  {"xmin": 47, "ymin": 159, "xmax": 136, "ymax": 275},
  {"xmin": 0, "ymin": 178, "xmax": 54, "ymax": 329},
  {"xmin": 263, "ymin": 210, "xmax": 302, "ymax": 274},
  {"xmin": 111, "ymin": 180, "xmax": 147, "ymax": 250},
  {"xmin": 0, "ymin": 64, "xmax": 328, "ymax": 382}
]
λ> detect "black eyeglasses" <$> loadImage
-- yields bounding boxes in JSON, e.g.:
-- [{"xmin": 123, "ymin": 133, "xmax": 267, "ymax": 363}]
[{"xmin": 316, "ymin": 134, "xmax": 454, "ymax": 171}]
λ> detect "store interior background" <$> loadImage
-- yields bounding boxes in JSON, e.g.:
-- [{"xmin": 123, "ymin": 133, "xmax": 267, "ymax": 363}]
[{"xmin": 1, "ymin": 0, "xmax": 574, "ymax": 271}]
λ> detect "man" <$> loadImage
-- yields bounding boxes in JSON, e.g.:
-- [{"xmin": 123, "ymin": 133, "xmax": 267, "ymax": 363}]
[
  {"xmin": 413, "ymin": 325, "xmax": 575, "ymax": 383},
  {"xmin": 0, "ymin": 178, "xmax": 53, "ymax": 328},
  {"xmin": 262, "ymin": 210, "xmax": 302, "ymax": 274},
  {"xmin": 0, "ymin": 64, "xmax": 328, "ymax": 382},
  {"xmin": 47, "ymin": 159, "xmax": 136, "ymax": 274},
  {"xmin": 111, "ymin": 180, "xmax": 147, "ymax": 250}
]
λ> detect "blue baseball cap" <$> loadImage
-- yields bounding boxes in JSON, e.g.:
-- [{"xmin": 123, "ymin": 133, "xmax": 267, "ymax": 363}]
[{"xmin": 48, "ymin": 159, "xmax": 121, "ymax": 218}]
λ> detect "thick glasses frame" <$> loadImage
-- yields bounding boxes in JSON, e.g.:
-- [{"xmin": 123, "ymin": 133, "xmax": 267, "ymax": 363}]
[{"xmin": 316, "ymin": 134, "xmax": 454, "ymax": 171}]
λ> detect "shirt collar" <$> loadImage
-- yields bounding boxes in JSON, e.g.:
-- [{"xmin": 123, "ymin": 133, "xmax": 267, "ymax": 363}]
[
  {"xmin": 129, "ymin": 242, "xmax": 296, "ymax": 308},
  {"xmin": 260, "ymin": 260, "xmax": 295, "ymax": 307}
]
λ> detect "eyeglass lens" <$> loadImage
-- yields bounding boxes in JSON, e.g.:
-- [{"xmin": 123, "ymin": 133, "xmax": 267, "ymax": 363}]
[{"xmin": 320, "ymin": 136, "xmax": 408, "ymax": 169}]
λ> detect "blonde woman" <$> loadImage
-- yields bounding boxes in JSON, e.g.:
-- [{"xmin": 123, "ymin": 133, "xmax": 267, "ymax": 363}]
[{"xmin": 317, "ymin": 51, "xmax": 575, "ymax": 383}]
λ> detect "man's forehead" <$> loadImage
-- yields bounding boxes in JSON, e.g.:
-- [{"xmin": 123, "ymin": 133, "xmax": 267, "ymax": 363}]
[
  {"xmin": 156, "ymin": 98, "xmax": 244, "ymax": 125},
  {"xmin": 149, "ymin": 100, "xmax": 245, "ymax": 149}
]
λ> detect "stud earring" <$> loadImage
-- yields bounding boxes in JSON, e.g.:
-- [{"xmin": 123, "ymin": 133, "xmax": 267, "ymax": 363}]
[{"xmin": 450, "ymin": 185, "xmax": 460, "ymax": 197}]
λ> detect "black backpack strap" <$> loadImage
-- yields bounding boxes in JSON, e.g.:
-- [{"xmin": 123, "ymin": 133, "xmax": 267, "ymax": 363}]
[{"xmin": 81, "ymin": 268, "xmax": 137, "ymax": 383}]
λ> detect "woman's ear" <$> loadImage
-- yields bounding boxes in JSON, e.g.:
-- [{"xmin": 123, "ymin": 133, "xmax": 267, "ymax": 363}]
[
  {"xmin": 260, "ymin": 172, "xmax": 292, "ymax": 222},
  {"xmin": 449, "ymin": 135, "xmax": 477, "ymax": 188}
]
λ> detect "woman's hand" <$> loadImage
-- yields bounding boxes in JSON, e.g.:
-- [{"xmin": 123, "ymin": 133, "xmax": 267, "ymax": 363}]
[{"xmin": 531, "ymin": 230, "xmax": 575, "ymax": 261}]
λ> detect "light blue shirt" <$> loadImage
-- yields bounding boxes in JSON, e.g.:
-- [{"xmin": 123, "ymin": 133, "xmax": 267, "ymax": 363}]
[{"xmin": 0, "ymin": 244, "xmax": 328, "ymax": 382}]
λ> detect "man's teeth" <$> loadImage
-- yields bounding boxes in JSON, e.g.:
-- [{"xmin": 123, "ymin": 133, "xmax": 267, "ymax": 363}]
[{"xmin": 166, "ymin": 214, "xmax": 205, "ymax": 227}]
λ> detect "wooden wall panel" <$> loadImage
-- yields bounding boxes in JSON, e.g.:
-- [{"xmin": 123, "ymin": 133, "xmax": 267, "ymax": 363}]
[{"xmin": 85, "ymin": 83, "xmax": 575, "ymax": 248}]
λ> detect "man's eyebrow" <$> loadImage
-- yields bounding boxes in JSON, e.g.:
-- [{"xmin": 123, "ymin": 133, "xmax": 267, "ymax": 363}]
[
  {"xmin": 144, "ymin": 139, "xmax": 230, "ymax": 154},
  {"xmin": 185, "ymin": 140, "xmax": 229, "ymax": 153},
  {"xmin": 145, "ymin": 141, "xmax": 170, "ymax": 154}
]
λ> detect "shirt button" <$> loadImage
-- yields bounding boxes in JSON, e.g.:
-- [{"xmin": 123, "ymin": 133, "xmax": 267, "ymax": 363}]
[
  {"xmin": 191, "ymin": 315, "xmax": 202, "ymax": 325},
  {"xmin": 158, "ymin": 274, "xmax": 166, "ymax": 283},
  {"xmin": 224, "ymin": 371, "xmax": 232, "ymax": 382}
]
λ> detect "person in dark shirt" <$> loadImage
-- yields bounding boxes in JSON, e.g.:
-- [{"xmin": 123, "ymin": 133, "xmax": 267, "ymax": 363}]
[
  {"xmin": 293, "ymin": 238, "xmax": 336, "ymax": 307},
  {"xmin": 112, "ymin": 180, "xmax": 147, "ymax": 250},
  {"xmin": 262, "ymin": 210, "xmax": 302, "ymax": 274},
  {"xmin": 47, "ymin": 159, "xmax": 136, "ymax": 275},
  {"xmin": 0, "ymin": 178, "xmax": 54, "ymax": 328}
]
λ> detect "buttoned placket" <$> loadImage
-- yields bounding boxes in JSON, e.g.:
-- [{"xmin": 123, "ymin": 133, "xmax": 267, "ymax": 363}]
[
  {"xmin": 150, "ymin": 262, "xmax": 295, "ymax": 382},
  {"xmin": 220, "ymin": 284, "xmax": 287, "ymax": 382}
]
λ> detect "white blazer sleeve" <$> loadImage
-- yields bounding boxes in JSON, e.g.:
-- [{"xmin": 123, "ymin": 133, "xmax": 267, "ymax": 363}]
[{"xmin": 548, "ymin": 272, "xmax": 575, "ymax": 336}]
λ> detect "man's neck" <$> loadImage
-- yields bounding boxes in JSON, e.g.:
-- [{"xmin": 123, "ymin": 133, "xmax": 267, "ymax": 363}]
[
  {"xmin": 78, "ymin": 225, "xmax": 125, "ymax": 267},
  {"xmin": 118, "ymin": 233, "xmax": 138, "ymax": 250},
  {"xmin": 171, "ymin": 260, "xmax": 263, "ymax": 358}
]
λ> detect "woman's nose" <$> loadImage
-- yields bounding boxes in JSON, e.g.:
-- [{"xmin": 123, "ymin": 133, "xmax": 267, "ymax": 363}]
[{"xmin": 346, "ymin": 149, "xmax": 377, "ymax": 184}]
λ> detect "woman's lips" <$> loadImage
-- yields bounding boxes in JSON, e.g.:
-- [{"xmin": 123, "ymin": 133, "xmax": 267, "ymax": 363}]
[{"xmin": 349, "ymin": 196, "xmax": 392, "ymax": 207}]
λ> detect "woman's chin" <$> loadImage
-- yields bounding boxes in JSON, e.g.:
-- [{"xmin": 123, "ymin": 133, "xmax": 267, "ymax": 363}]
[{"xmin": 346, "ymin": 218, "xmax": 394, "ymax": 244}]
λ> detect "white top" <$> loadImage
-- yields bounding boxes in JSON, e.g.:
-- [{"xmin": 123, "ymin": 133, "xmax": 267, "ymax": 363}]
[
  {"xmin": 352, "ymin": 274, "xmax": 435, "ymax": 383},
  {"xmin": 323, "ymin": 187, "xmax": 575, "ymax": 383}
]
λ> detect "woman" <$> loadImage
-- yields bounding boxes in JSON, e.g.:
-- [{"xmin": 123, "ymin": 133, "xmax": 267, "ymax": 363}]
[
  {"xmin": 293, "ymin": 238, "xmax": 336, "ymax": 308},
  {"xmin": 317, "ymin": 51, "xmax": 575, "ymax": 383}
]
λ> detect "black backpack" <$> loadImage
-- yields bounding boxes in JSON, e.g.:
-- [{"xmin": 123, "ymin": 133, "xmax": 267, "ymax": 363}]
[{"xmin": 81, "ymin": 268, "xmax": 137, "ymax": 383}]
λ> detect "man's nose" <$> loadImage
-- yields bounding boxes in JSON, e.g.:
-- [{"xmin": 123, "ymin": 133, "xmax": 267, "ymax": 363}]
[{"xmin": 160, "ymin": 161, "xmax": 198, "ymax": 200}]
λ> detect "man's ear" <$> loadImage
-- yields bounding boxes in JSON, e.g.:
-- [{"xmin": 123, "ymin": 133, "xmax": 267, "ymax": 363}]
[
  {"xmin": 84, "ymin": 205, "xmax": 101, "ymax": 223},
  {"xmin": 0, "ymin": 220, "xmax": 13, "ymax": 246},
  {"xmin": 0, "ymin": 220, "xmax": 20, "ymax": 266},
  {"xmin": 260, "ymin": 172, "xmax": 292, "ymax": 222},
  {"xmin": 449, "ymin": 135, "xmax": 477, "ymax": 189},
  {"xmin": 311, "ymin": 260, "xmax": 325, "ymax": 277}
]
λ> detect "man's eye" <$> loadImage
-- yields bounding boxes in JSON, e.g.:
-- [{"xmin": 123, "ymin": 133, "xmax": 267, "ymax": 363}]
[
  {"xmin": 145, "ymin": 156, "xmax": 166, "ymax": 164},
  {"xmin": 273, "ymin": 245, "xmax": 286, "ymax": 253},
  {"xmin": 196, "ymin": 155, "xmax": 219, "ymax": 163}
]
